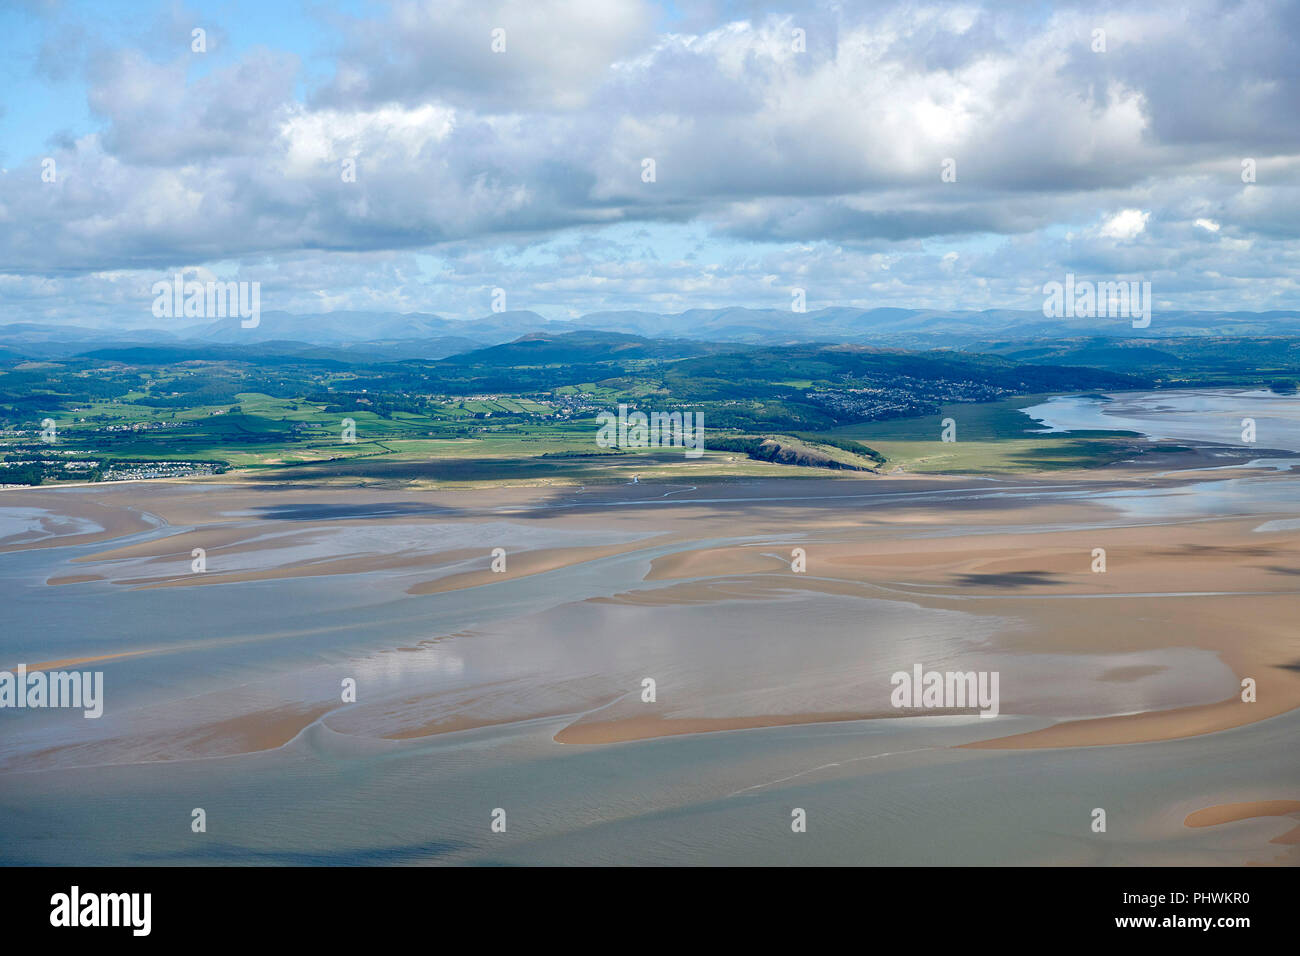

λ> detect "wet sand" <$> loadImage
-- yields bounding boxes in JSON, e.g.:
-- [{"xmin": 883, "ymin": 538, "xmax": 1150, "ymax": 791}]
[
  {"xmin": 1, "ymin": 459, "xmax": 1296, "ymax": 764},
  {"xmin": 2, "ymin": 440, "xmax": 1299, "ymax": 866},
  {"xmin": 1184, "ymin": 800, "xmax": 1300, "ymax": 855},
  {"xmin": 0, "ymin": 492, "xmax": 156, "ymax": 552}
]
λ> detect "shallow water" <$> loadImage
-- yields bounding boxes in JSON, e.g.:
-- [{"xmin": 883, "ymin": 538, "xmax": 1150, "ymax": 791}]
[
  {"xmin": 1, "ymin": 390, "xmax": 1299, "ymax": 865},
  {"xmin": 1022, "ymin": 388, "xmax": 1300, "ymax": 452},
  {"xmin": 4, "ymin": 704, "xmax": 1296, "ymax": 866}
]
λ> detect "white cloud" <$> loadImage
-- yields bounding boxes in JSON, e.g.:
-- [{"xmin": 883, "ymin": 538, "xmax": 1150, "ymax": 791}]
[
  {"xmin": 1099, "ymin": 209, "xmax": 1151, "ymax": 240},
  {"xmin": 3, "ymin": 0, "xmax": 1300, "ymax": 320}
]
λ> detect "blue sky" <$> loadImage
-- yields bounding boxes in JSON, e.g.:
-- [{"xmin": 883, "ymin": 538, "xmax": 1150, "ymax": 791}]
[
  {"xmin": 3, "ymin": 1, "xmax": 343, "ymax": 158},
  {"xmin": 1, "ymin": 0, "xmax": 1298, "ymax": 326}
]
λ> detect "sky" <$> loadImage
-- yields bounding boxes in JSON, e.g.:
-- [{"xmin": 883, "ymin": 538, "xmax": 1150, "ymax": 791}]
[{"xmin": 1, "ymin": 0, "xmax": 1298, "ymax": 327}]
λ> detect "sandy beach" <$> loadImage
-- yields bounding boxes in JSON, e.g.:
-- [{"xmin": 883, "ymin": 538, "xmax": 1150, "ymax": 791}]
[
  {"xmin": 0, "ymin": 442, "xmax": 1297, "ymax": 866},
  {"xmin": 0, "ymin": 455, "xmax": 1295, "ymax": 762}
]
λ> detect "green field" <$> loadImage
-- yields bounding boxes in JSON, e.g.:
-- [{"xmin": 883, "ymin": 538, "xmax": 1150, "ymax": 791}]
[
  {"xmin": 0, "ymin": 333, "xmax": 1174, "ymax": 487},
  {"xmin": 3, "ymin": 386, "xmax": 1159, "ymax": 486},
  {"xmin": 807, "ymin": 394, "xmax": 1144, "ymax": 473}
]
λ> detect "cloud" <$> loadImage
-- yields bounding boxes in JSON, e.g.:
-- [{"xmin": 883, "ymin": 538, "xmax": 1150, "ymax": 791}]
[
  {"xmin": 319, "ymin": 0, "xmax": 655, "ymax": 111},
  {"xmin": 1099, "ymin": 209, "xmax": 1151, "ymax": 240},
  {"xmin": 1, "ymin": 0, "xmax": 1299, "ymax": 321},
  {"xmin": 87, "ymin": 48, "xmax": 299, "ymax": 165}
]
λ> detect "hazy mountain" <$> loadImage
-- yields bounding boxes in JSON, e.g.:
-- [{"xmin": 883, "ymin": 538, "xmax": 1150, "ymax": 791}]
[
  {"xmin": 4, "ymin": 307, "xmax": 1300, "ymax": 361},
  {"xmin": 435, "ymin": 332, "xmax": 1147, "ymax": 397},
  {"xmin": 441, "ymin": 331, "xmax": 718, "ymax": 365},
  {"xmin": 571, "ymin": 307, "xmax": 1300, "ymax": 346},
  {"xmin": 192, "ymin": 310, "xmax": 559, "ymax": 345},
  {"xmin": 0, "ymin": 322, "xmax": 187, "ymax": 359}
]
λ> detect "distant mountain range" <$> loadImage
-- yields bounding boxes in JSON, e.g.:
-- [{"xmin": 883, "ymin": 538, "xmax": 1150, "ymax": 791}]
[{"xmin": 4, "ymin": 307, "xmax": 1300, "ymax": 360}]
